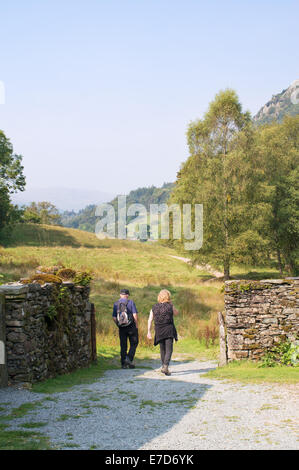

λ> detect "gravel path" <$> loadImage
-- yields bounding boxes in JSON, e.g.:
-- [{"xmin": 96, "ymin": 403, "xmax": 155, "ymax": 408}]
[
  {"xmin": 169, "ymin": 255, "xmax": 223, "ymax": 278},
  {"xmin": 0, "ymin": 358, "xmax": 298, "ymax": 450}
]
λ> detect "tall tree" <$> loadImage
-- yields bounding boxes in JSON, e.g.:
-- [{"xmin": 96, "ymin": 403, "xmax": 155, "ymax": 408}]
[
  {"xmin": 254, "ymin": 115, "xmax": 299, "ymax": 275},
  {"xmin": 0, "ymin": 130, "xmax": 25, "ymax": 231},
  {"xmin": 171, "ymin": 89, "xmax": 265, "ymax": 279}
]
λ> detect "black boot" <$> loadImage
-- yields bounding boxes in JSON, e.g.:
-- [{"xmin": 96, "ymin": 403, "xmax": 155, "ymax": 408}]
[
  {"xmin": 125, "ymin": 356, "xmax": 135, "ymax": 369},
  {"xmin": 161, "ymin": 364, "xmax": 171, "ymax": 376}
]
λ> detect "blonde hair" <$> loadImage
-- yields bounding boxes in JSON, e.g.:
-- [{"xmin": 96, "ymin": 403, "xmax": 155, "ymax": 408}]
[{"xmin": 158, "ymin": 289, "xmax": 171, "ymax": 303}]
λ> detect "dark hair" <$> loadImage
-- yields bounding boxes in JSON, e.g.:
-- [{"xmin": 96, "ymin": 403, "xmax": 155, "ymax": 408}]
[{"xmin": 120, "ymin": 289, "xmax": 130, "ymax": 295}]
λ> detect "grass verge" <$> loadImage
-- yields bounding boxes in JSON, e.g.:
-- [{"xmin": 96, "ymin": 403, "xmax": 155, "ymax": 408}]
[{"xmin": 203, "ymin": 360, "xmax": 299, "ymax": 384}]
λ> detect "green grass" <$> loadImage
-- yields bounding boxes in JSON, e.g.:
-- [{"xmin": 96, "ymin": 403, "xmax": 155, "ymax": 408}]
[
  {"xmin": 1, "ymin": 222, "xmax": 292, "ymax": 392},
  {"xmin": 173, "ymin": 337, "xmax": 219, "ymax": 360},
  {"xmin": 140, "ymin": 400, "xmax": 164, "ymax": 409},
  {"xmin": 56, "ymin": 414, "xmax": 74, "ymax": 422},
  {"xmin": 1, "ymin": 223, "xmax": 285, "ymax": 354},
  {"xmin": 0, "ymin": 401, "xmax": 45, "ymax": 421},
  {"xmin": 20, "ymin": 421, "xmax": 48, "ymax": 429},
  {"xmin": 0, "ymin": 224, "xmax": 225, "ymax": 350},
  {"xmin": 0, "ymin": 223, "xmax": 212, "ymax": 285},
  {"xmin": 0, "ymin": 423, "xmax": 52, "ymax": 450},
  {"xmin": 229, "ymin": 264, "xmax": 288, "ymax": 280},
  {"xmin": 203, "ymin": 360, "xmax": 299, "ymax": 384}
]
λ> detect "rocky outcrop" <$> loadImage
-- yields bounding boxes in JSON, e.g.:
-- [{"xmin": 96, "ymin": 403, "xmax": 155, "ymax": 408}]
[{"xmin": 254, "ymin": 80, "xmax": 299, "ymax": 125}]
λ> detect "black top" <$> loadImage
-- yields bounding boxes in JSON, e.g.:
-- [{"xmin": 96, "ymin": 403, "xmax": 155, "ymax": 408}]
[{"xmin": 152, "ymin": 302, "xmax": 178, "ymax": 346}]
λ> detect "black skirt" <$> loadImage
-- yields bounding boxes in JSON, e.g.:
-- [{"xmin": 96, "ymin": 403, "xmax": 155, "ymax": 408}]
[{"xmin": 154, "ymin": 323, "xmax": 178, "ymax": 346}]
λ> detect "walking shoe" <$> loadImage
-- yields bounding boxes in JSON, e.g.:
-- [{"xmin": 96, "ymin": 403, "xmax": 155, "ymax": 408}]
[
  {"xmin": 125, "ymin": 356, "xmax": 135, "ymax": 369},
  {"xmin": 161, "ymin": 364, "xmax": 171, "ymax": 376},
  {"xmin": 121, "ymin": 363, "xmax": 129, "ymax": 369}
]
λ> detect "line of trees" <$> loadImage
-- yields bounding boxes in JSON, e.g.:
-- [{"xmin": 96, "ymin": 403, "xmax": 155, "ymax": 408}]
[
  {"xmin": 22, "ymin": 201, "xmax": 61, "ymax": 225},
  {"xmin": 170, "ymin": 89, "xmax": 299, "ymax": 278}
]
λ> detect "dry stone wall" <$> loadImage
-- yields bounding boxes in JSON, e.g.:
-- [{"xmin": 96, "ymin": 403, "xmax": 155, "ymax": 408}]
[
  {"xmin": 224, "ymin": 278, "xmax": 299, "ymax": 361},
  {"xmin": 0, "ymin": 282, "xmax": 92, "ymax": 384}
]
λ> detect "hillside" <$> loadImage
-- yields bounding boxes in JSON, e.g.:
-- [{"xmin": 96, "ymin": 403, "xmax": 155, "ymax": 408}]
[
  {"xmin": 60, "ymin": 183, "xmax": 174, "ymax": 232},
  {"xmin": 0, "ymin": 223, "xmax": 284, "ymax": 357},
  {"xmin": 0, "ymin": 223, "xmax": 223, "ymax": 355},
  {"xmin": 254, "ymin": 80, "xmax": 299, "ymax": 125},
  {"xmin": 0, "ymin": 222, "xmax": 213, "ymax": 284}
]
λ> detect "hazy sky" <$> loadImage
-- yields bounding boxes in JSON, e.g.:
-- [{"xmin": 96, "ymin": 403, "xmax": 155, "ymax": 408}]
[{"xmin": 0, "ymin": 0, "xmax": 298, "ymax": 195}]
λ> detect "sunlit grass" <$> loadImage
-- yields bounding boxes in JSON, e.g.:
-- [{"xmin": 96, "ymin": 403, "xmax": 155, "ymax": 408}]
[
  {"xmin": 1, "ymin": 223, "xmax": 287, "ymax": 380},
  {"xmin": 203, "ymin": 360, "xmax": 299, "ymax": 384}
]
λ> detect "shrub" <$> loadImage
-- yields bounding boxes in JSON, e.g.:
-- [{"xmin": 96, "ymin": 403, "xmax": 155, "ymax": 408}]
[
  {"xmin": 73, "ymin": 271, "xmax": 93, "ymax": 286},
  {"xmin": 260, "ymin": 340, "xmax": 299, "ymax": 367}
]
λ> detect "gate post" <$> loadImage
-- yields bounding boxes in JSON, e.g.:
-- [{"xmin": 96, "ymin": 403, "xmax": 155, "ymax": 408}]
[
  {"xmin": 0, "ymin": 294, "xmax": 8, "ymax": 387},
  {"xmin": 90, "ymin": 303, "xmax": 97, "ymax": 363},
  {"xmin": 218, "ymin": 311, "xmax": 228, "ymax": 367}
]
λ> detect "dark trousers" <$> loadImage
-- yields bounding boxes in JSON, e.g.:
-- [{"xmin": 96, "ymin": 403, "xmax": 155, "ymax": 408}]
[
  {"xmin": 119, "ymin": 325, "xmax": 139, "ymax": 365},
  {"xmin": 159, "ymin": 337, "xmax": 173, "ymax": 366}
]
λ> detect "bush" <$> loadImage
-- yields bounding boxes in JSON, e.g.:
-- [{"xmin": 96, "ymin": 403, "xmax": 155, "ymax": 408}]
[
  {"xmin": 260, "ymin": 340, "xmax": 299, "ymax": 367},
  {"xmin": 73, "ymin": 271, "xmax": 93, "ymax": 286}
]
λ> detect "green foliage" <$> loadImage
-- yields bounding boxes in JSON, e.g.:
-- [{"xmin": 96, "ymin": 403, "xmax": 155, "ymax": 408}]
[
  {"xmin": 171, "ymin": 89, "xmax": 259, "ymax": 279},
  {"xmin": 171, "ymin": 89, "xmax": 299, "ymax": 277},
  {"xmin": 0, "ymin": 130, "xmax": 25, "ymax": 194},
  {"xmin": 60, "ymin": 183, "xmax": 174, "ymax": 232},
  {"xmin": 254, "ymin": 115, "xmax": 299, "ymax": 275},
  {"xmin": 0, "ymin": 130, "xmax": 26, "ymax": 236},
  {"xmin": 22, "ymin": 201, "xmax": 61, "ymax": 226},
  {"xmin": 260, "ymin": 340, "xmax": 299, "ymax": 368},
  {"xmin": 46, "ymin": 305, "xmax": 57, "ymax": 321},
  {"xmin": 73, "ymin": 271, "xmax": 93, "ymax": 286},
  {"xmin": 22, "ymin": 208, "xmax": 42, "ymax": 224}
]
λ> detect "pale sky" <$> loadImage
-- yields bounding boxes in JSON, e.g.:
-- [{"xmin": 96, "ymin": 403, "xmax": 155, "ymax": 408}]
[{"xmin": 1, "ymin": 0, "xmax": 298, "ymax": 195}]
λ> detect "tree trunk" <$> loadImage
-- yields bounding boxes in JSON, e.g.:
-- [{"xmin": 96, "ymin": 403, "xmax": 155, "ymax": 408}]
[
  {"xmin": 276, "ymin": 247, "xmax": 283, "ymax": 276},
  {"xmin": 223, "ymin": 256, "xmax": 230, "ymax": 280}
]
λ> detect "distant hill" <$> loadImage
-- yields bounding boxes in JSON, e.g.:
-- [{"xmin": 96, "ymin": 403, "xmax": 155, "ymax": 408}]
[
  {"xmin": 61, "ymin": 182, "xmax": 175, "ymax": 233},
  {"xmin": 254, "ymin": 80, "xmax": 299, "ymax": 125},
  {"xmin": 12, "ymin": 187, "xmax": 115, "ymax": 212},
  {"xmin": 109, "ymin": 182, "xmax": 174, "ymax": 213}
]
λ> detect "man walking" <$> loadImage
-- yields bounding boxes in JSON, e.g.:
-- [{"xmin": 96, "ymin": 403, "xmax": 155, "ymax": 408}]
[{"xmin": 112, "ymin": 288, "xmax": 139, "ymax": 369}]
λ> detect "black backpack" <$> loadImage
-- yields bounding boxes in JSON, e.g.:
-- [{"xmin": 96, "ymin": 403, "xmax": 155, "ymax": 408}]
[{"xmin": 117, "ymin": 300, "xmax": 134, "ymax": 327}]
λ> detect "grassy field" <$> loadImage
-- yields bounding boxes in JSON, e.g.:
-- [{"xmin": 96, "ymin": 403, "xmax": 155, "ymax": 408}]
[
  {"xmin": 0, "ymin": 223, "xmax": 224, "ymax": 356},
  {"xmin": 203, "ymin": 360, "xmax": 299, "ymax": 384},
  {"xmin": 0, "ymin": 222, "xmax": 292, "ymax": 370}
]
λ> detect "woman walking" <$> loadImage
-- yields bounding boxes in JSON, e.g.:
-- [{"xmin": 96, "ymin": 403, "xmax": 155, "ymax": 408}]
[{"xmin": 147, "ymin": 289, "xmax": 179, "ymax": 376}]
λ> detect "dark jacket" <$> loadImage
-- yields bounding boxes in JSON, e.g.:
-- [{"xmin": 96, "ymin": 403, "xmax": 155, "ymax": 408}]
[{"xmin": 152, "ymin": 302, "xmax": 178, "ymax": 346}]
